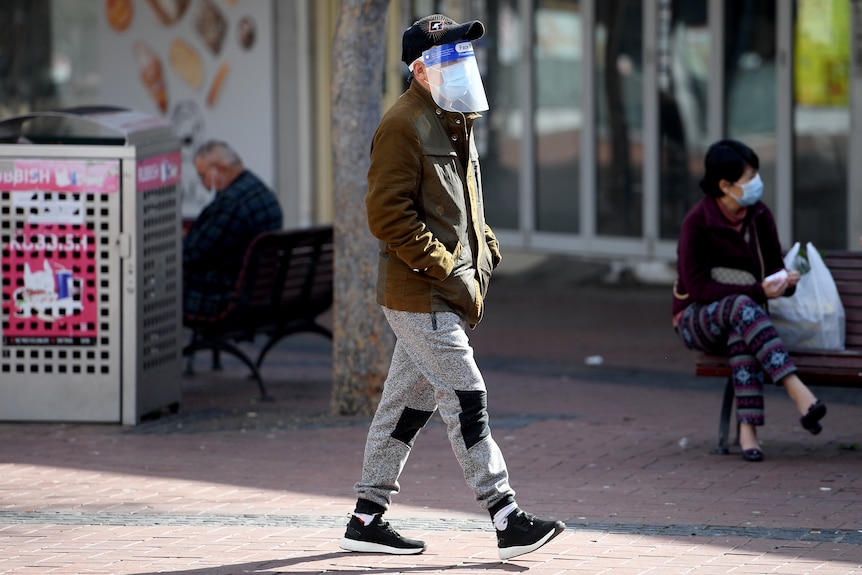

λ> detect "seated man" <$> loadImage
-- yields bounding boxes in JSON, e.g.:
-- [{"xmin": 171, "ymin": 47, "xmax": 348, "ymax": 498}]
[{"xmin": 183, "ymin": 140, "xmax": 283, "ymax": 319}]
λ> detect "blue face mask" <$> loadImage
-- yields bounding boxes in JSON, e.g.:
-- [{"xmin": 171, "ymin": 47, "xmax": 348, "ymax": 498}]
[
  {"xmin": 438, "ymin": 65, "xmax": 472, "ymax": 101},
  {"xmin": 734, "ymin": 173, "xmax": 763, "ymax": 207}
]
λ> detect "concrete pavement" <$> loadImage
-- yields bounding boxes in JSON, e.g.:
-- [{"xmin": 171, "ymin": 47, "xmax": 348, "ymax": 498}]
[{"xmin": 1, "ymin": 254, "xmax": 861, "ymax": 574}]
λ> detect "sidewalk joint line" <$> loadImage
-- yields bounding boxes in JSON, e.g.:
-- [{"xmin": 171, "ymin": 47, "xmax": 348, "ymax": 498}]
[{"xmin": 1, "ymin": 511, "xmax": 859, "ymax": 544}]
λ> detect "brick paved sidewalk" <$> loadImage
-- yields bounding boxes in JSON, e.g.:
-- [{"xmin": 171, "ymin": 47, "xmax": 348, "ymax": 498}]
[
  {"xmin": 2, "ymin": 361, "xmax": 861, "ymax": 573},
  {"xmin": 1, "ymin": 262, "xmax": 861, "ymax": 574}
]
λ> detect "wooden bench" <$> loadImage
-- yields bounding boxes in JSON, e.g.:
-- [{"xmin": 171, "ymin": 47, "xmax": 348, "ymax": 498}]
[
  {"xmin": 695, "ymin": 250, "xmax": 862, "ymax": 454},
  {"xmin": 182, "ymin": 225, "xmax": 334, "ymax": 400}
]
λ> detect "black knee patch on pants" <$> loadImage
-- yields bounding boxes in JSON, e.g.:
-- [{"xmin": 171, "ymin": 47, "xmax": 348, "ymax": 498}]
[
  {"xmin": 391, "ymin": 407, "xmax": 435, "ymax": 447},
  {"xmin": 455, "ymin": 390, "xmax": 490, "ymax": 450}
]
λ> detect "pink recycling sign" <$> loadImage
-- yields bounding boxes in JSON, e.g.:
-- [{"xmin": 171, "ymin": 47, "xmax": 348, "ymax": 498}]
[
  {"xmin": 2, "ymin": 224, "xmax": 98, "ymax": 346},
  {"xmin": 0, "ymin": 159, "xmax": 120, "ymax": 194}
]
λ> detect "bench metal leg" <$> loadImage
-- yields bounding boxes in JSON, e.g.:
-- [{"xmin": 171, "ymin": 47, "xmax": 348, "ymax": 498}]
[
  {"xmin": 716, "ymin": 377, "xmax": 734, "ymax": 454},
  {"xmin": 184, "ymin": 331, "xmax": 200, "ymax": 376},
  {"xmin": 254, "ymin": 322, "xmax": 333, "ymax": 370},
  {"xmin": 214, "ymin": 341, "xmax": 272, "ymax": 402},
  {"xmin": 182, "ymin": 338, "xmax": 274, "ymax": 402},
  {"xmin": 184, "ymin": 354, "xmax": 195, "ymax": 376},
  {"xmin": 185, "ymin": 332, "xmax": 224, "ymax": 374}
]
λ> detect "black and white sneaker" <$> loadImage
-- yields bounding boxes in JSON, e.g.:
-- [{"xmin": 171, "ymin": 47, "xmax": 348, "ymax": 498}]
[
  {"xmin": 339, "ymin": 514, "xmax": 426, "ymax": 555},
  {"xmin": 496, "ymin": 509, "xmax": 565, "ymax": 560}
]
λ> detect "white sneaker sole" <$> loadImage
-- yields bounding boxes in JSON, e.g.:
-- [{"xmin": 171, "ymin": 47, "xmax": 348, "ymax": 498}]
[
  {"xmin": 498, "ymin": 525, "xmax": 564, "ymax": 560},
  {"xmin": 339, "ymin": 537, "xmax": 425, "ymax": 555}
]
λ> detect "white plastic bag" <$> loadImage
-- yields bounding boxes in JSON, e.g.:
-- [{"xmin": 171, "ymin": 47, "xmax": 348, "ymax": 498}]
[{"xmin": 769, "ymin": 242, "xmax": 845, "ymax": 351}]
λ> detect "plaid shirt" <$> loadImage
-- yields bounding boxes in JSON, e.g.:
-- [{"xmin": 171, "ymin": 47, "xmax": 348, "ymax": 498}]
[{"xmin": 183, "ymin": 170, "xmax": 282, "ymax": 318}]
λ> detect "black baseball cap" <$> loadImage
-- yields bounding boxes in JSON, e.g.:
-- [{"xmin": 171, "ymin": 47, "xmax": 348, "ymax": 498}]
[{"xmin": 401, "ymin": 14, "xmax": 485, "ymax": 66}]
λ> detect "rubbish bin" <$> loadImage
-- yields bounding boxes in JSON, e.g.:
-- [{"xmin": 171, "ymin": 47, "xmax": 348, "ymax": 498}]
[{"xmin": 0, "ymin": 106, "xmax": 183, "ymax": 424}]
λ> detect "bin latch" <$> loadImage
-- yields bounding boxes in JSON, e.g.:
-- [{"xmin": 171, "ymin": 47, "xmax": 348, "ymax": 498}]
[{"xmin": 118, "ymin": 233, "xmax": 132, "ymax": 258}]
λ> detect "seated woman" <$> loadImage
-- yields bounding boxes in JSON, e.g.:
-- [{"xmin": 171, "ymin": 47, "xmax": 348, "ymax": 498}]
[{"xmin": 673, "ymin": 139, "xmax": 827, "ymax": 462}]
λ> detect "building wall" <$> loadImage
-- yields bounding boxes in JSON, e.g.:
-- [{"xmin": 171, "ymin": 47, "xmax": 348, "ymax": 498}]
[{"xmin": 2, "ymin": 0, "xmax": 860, "ymax": 257}]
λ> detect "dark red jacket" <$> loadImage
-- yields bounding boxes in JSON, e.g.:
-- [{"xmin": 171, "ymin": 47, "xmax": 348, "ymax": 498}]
[{"xmin": 672, "ymin": 196, "xmax": 789, "ymax": 316}]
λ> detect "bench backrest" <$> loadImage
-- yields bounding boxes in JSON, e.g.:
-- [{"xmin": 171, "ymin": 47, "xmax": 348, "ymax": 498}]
[
  {"xmin": 189, "ymin": 225, "xmax": 334, "ymax": 336},
  {"xmin": 823, "ymin": 250, "xmax": 862, "ymax": 352}
]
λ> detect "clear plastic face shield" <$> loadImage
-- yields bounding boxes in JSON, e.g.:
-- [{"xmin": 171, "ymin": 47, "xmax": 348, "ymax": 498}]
[{"xmin": 422, "ymin": 41, "xmax": 488, "ymax": 113}]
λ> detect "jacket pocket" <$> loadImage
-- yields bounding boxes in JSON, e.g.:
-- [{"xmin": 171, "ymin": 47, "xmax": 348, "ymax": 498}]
[
  {"xmin": 422, "ymin": 150, "xmax": 467, "ymax": 227},
  {"xmin": 451, "ymin": 241, "xmax": 463, "ymax": 266},
  {"xmin": 476, "ymin": 244, "xmax": 493, "ymax": 296}
]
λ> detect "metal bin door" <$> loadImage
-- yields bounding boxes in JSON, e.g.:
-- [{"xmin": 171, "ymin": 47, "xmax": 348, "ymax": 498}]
[{"xmin": 0, "ymin": 155, "xmax": 123, "ymax": 421}]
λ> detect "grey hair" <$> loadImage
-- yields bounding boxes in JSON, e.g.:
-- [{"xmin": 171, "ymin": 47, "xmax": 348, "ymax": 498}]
[{"xmin": 194, "ymin": 140, "xmax": 243, "ymax": 168}]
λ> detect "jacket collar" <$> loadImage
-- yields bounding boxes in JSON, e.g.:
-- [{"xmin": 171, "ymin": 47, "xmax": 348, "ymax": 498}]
[{"xmin": 701, "ymin": 194, "xmax": 765, "ymax": 228}]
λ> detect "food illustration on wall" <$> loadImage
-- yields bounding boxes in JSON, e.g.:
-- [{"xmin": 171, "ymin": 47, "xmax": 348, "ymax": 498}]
[
  {"xmin": 102, "ymin": 0, "xmax": 273, "ymax": 219},
  {"xmin": 133, "ymin": 41, "xmax": 168, "ymax": 114},
  {"xmin": 237, "ymin": 16, "xmax": 256, "ymax": 50},
  {"xmin": 206, "ymin": 62, "xmax": 229, "ymax": 107},
  {"xmin": 106, "ymin": 0, "xmax": 134, "ymax": 31},
  {"xmin": 195, "ymin": 0, "xmax": 228, "ymax": 56},
  {"xmin": 169, "ymin": 38, "xmax": 204, "ymax": 89},
  {"xmin": 145, "ymin": 0, "xmax": 191, "ymax": 26}
]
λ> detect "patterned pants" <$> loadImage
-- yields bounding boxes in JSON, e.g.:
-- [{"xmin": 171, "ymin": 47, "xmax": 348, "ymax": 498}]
[{"xmin": 677, "ymin": 295, "xmax": 797, "ymax": 425}]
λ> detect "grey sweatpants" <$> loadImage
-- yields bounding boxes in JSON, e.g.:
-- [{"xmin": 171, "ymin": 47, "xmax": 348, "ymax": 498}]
[{"xmin": 354, "ymin": 307, "xmax": 515, "ymax": 512}]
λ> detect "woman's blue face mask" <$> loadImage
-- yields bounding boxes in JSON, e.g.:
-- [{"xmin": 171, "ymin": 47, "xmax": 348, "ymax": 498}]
[{"xmin": 734, "ymin": 173, "xmax": 763, "ymax": 207}]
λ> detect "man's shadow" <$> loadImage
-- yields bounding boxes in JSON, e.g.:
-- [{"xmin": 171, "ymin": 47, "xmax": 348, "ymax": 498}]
[{"xmin": 131, "ymin": 551, "xmax": 530, "ymax": 575}]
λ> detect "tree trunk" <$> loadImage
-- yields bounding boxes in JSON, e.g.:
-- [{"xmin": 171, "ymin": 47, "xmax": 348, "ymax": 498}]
[{"xmin": 330, "ymin": 0, "xmax": 394, "ymax": 415}]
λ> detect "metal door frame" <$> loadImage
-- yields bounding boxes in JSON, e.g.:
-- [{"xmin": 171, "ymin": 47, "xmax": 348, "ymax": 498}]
[{"xmin": 850, "ymin": 0, "xmax": 862, "ymax": 248}]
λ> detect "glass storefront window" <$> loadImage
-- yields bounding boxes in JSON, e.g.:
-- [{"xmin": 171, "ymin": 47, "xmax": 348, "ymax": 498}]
[
  {"xmin": 50, "ymin": 0, "xmax": 100, "ymax": 110},
  {"xmin": 792, "ymin": 0, "xmax": 849, "ymax": 249},
  {"xmin": 658, "ymin": 0, "xmax": 709, "ymax": 240},
  {"xmin": 477, "ymin": 0, "xmax": 522, "ymax": 230},
  {"xmin": 1, "ymin": 1, "xmax": 53, "ymax": 118},
  {"xmin": 595, "ymin": 0, "xmax": 643, "ymax": 237},
  {"xmin": 724, "ymin": 0, "xmax": 777, "ymax": 210},
  {"xmin": 534, "ymin": 0, "xmax": 581, "ymax": 233},
  {"xmin": 0, "ymin": 0, "xmax": 99, "ymax": 119}
]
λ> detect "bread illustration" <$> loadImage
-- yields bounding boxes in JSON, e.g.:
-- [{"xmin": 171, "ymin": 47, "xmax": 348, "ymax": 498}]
[
  {"xmin": 237, "ymin": 16, "xmax": 256, "ymax": 50},
  {"xmin": 106, "ymin": 0, "xmax": 133, "ymax": 32},
  {"xmin": 133, "ymin": 41, "xmax": 168, "ymax": 114},
  {"xmin": 145, "ymin": 0, "xmax": 190, "ymax": 26},
  {"xmin": 207, "ymin": 62, "xmax": 229, "ymax": 107},
  {"xmin": 195, "ymin": 0, "xmax": 227, "ymax": 55},
  {"xmin": 169, "ymin": 38, "xmax": 203, "ymax": 90}
]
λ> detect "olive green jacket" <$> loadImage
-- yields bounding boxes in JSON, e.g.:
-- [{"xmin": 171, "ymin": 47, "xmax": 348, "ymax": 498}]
[{"xmin": 366, "ymin": 81, "xmax": 501, "ymax": 327}]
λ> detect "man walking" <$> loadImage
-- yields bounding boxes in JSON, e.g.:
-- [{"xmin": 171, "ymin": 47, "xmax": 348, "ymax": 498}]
[{"xmin": 339, "ymin": 14, "xmax": 565, "ymax": 561}]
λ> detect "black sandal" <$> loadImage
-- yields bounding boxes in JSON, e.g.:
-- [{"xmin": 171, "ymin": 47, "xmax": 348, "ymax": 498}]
[
  {"xmin": 800, "ymin": 400, "xmax": 827, "ymax": 435},
  {"xmin": 741, "ymin": 448, "xmax": 764, "ymax": 462}
]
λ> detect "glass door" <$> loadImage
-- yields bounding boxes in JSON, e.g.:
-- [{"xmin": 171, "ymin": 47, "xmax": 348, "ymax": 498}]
[
  {"xmin": 657, "ymin": 0, "xmax": 709, "ymax": 240},
  {"xmin": 534, "ymin": 0, "xmax": 582, "ymax": 233},
  {"xmin": 594, "ymin": 0, "xmax": 643, "ymax": 237},
  {"xmin": 479, "ymin": 0, "xmax": 523, "ymax": 231},
  {"xmin": 724, "ymin": 0, "xmax": 778, "ymax": 210},
  {"xmin": 792, "ymin": 0, "xmax": 850, "ymax": 249}
]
